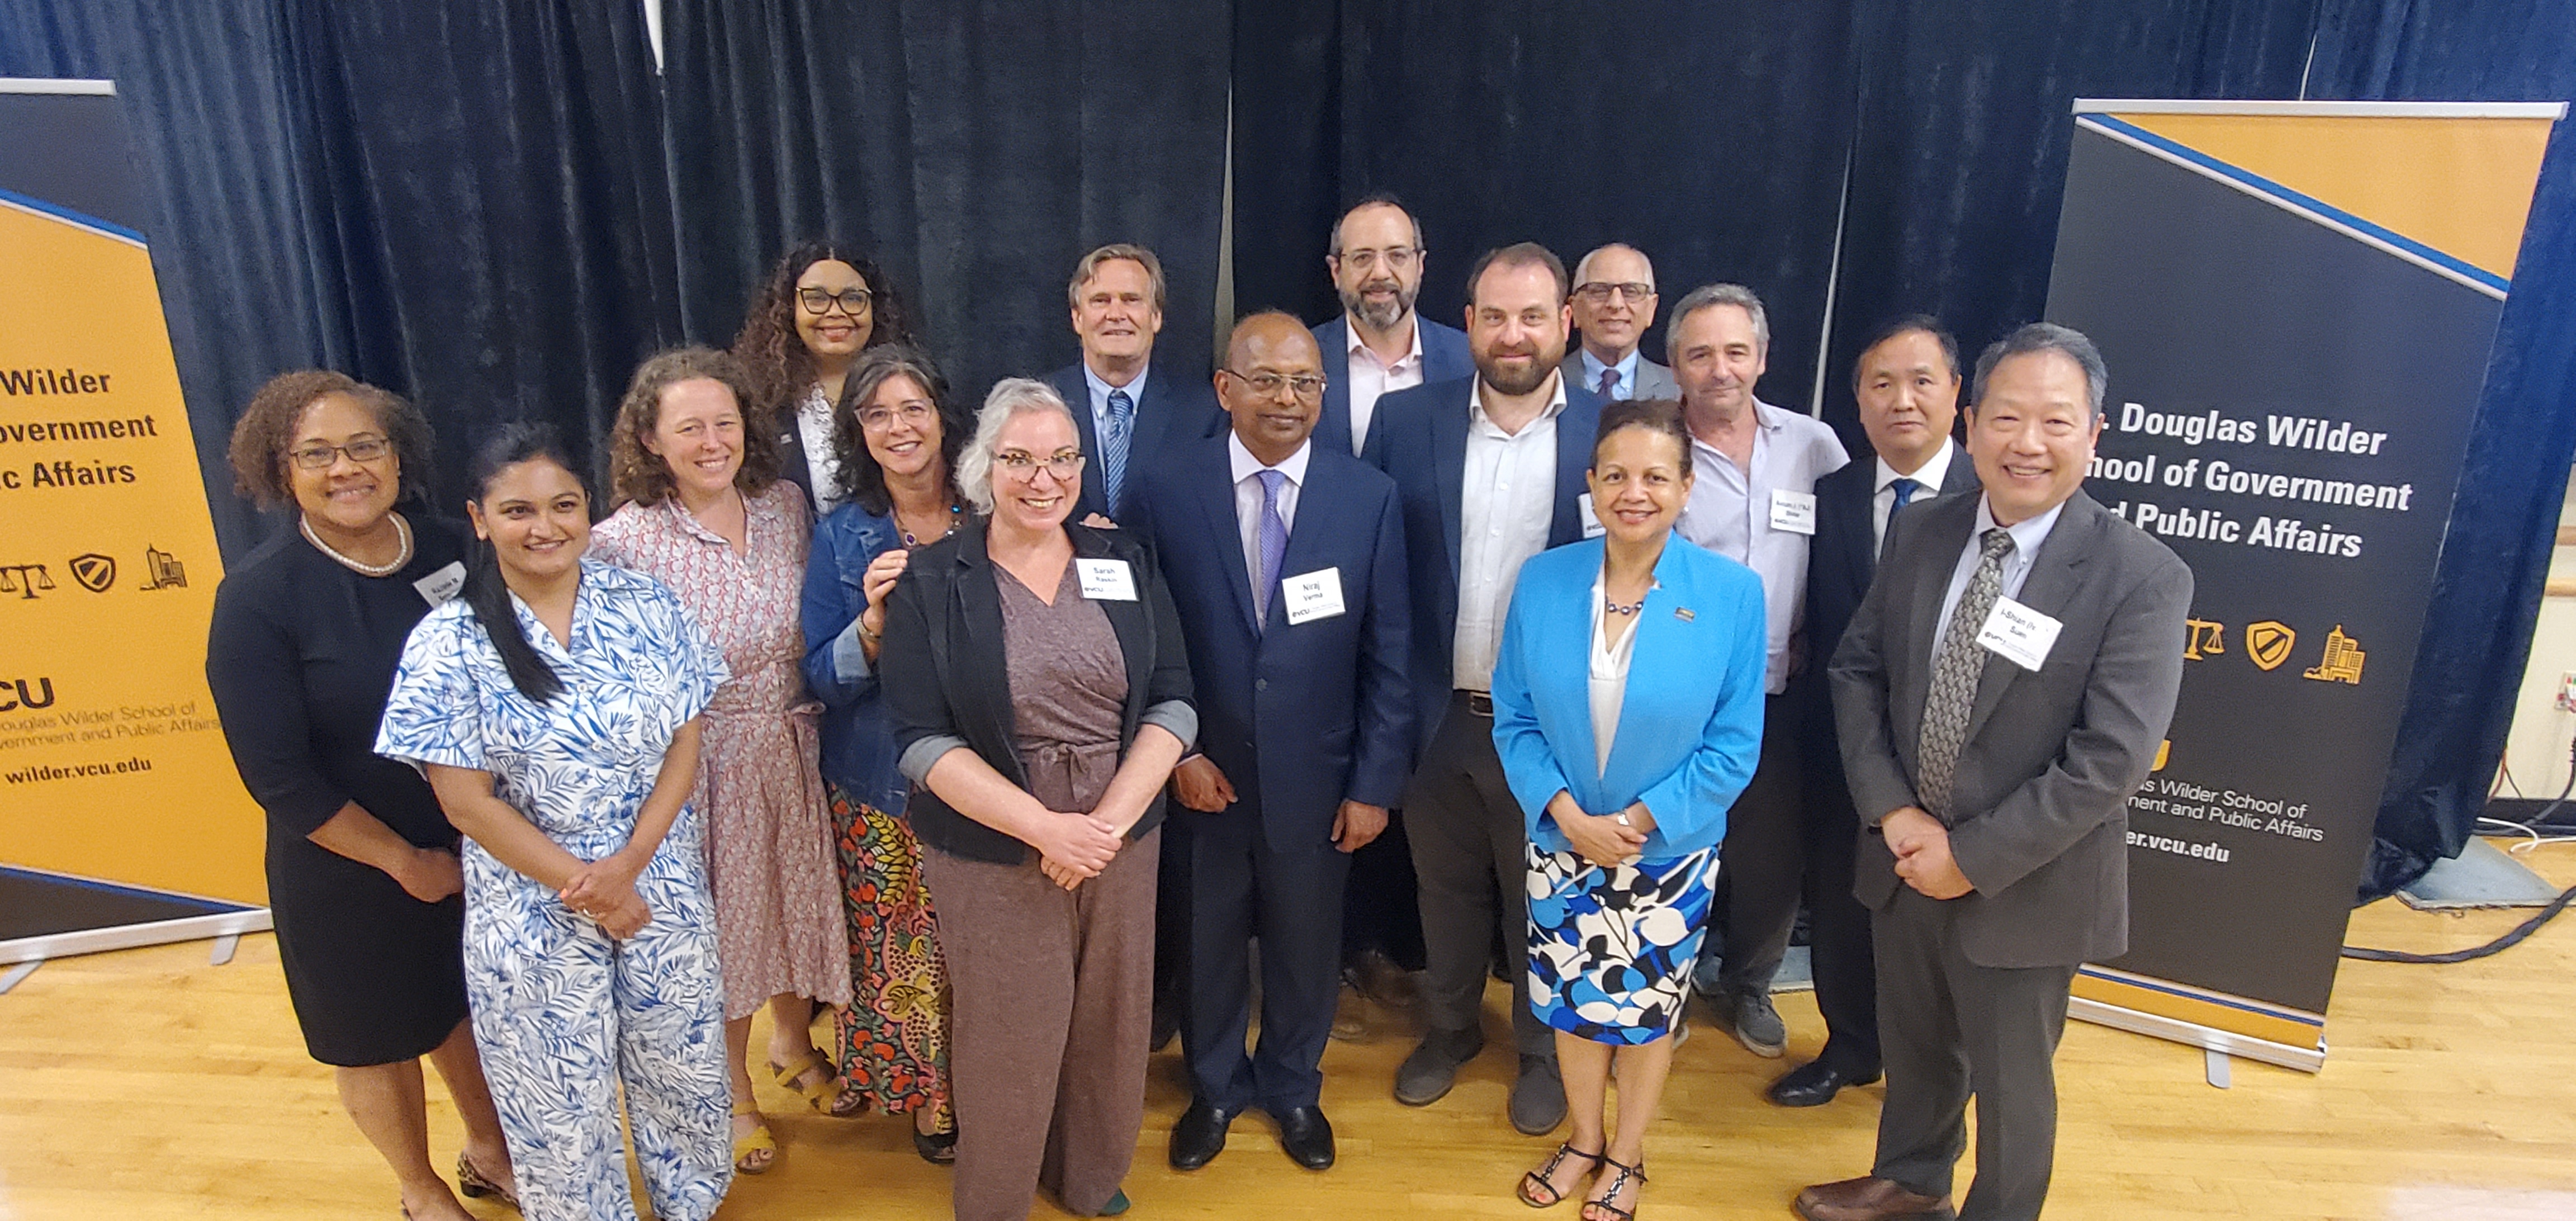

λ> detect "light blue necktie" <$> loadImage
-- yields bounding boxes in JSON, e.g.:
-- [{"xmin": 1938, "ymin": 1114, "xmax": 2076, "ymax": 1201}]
[
  {"xmin": 1255, "ymin": 468, "xmax": 1289, "ymax": 631},
  {"xmin": 1104, "ymin": 388, "xmax": 1135, "ymax": 513}
]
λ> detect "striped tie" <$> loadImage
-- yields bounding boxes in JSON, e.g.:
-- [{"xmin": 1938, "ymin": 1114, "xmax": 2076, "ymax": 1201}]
[{"xmin": 1103, "ymin": 388, "xmax": 1134, "ymax": 513}]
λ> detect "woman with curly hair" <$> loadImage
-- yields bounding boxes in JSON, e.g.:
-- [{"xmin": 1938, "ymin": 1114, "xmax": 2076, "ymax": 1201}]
[
  {"xmin": 732, "ymin": 240, "xmax": 916, "ymax": 515},
  {"xmin": 591, "ymin": 347, "xmax": 855, "ymax": 1175},
  {"xmin": 798, "ymin": 344, "xmax": 972, "ymax": 1163}
]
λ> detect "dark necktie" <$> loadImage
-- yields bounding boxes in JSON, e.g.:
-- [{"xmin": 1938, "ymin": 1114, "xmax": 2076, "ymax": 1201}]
[
  {"xmin": 1596, "ymin": 367, "xmax": 1621, "ymax": 400},
  {"xmin": 1254, "ymin": 469, "xmax": 1289, "ymax": 631},
  {"xmin": 1103, "ymin": 388, "xmax": 1134, "ymax": 512},
  {"xmin": 1891, "ymin": 476, "xmax": 1922, "ymax": 510},
  {"xmin": 1916, "ymin": 527, "xmax": 2016, "ymax": 821}
]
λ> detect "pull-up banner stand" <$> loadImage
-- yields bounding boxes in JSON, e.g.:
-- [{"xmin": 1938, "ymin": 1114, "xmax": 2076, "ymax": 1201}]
[
  {"xmin": 2048, "ymin": 99, "xmax": 2565, "ymax": 1071},
  {"xmin": 0, "ymin": 79, "xmax": 268, "ymax": 971}
]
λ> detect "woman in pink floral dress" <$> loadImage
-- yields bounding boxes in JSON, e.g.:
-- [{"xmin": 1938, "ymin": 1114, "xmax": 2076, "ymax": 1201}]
[{"xmin": 593, "ymin": 347, "xmax": 856, "ymax": 1176}]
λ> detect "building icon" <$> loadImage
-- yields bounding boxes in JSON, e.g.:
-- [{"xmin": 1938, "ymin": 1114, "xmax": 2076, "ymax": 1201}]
[
  {"xmin": 139, "ymin": 545, "xmax": 186, "ymax": 590},
  {"xmin": 2303, "ymin": 624, "xmax": 2365, "ymax": 684}
]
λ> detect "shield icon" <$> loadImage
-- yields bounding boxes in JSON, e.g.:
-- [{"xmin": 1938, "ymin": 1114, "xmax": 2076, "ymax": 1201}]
[
  {"xmin": 2246, "ymin": 620, "xmax": 2295, "ymax": 671},
  {"xmin": 69, "ymin": 553, "xmax": 116, "ymax": 593}
]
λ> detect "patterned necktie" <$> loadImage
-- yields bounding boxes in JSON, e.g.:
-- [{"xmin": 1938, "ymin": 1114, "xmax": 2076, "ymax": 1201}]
[
  {"xmin": 1915, "ymin": 527, "xmax": 2016, "ymax": 821},
  {"xmin": 1254, "ymin": 469, "xmax": 1289, "ymax": 631},
  {"xmin": 1103, "ymin": 388, "xmax": 1135, "ymax": 513},
  {"xmin": 1891, "ymin": 476, "xmax": 1922, "ymax": 510},
  {"xmin": 1596, "ymin": 367, "xmax": 1621, "ymax": 400}
]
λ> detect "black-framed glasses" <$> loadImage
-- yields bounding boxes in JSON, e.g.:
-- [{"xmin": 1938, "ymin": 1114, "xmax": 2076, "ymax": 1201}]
[
  {"xmin": 1573, "ymin": 281, "xmax": 1655, "ymax": 304},
  {"xmin": 1223, "ymin": 370, "xmax": 1326, "ymax": 399},
  {"xmin": 289, "ymin": 437, "xmax": 393, "ymax": 469},
  {"xmin": 996, "ymin": 449, "xmax": 1085, "ymax": 480},
  {"xmin": 798, "ymin": 286, "xmax": 875, "ymax": 316}
]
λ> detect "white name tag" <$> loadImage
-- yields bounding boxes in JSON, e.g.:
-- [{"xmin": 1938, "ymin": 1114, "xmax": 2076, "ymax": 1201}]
[
  {"xmin": 1975, "ymin": 595, "xmax": 2062, "ymax": 671},
  {"xmin": 1075, "ymin": 557, "xmax": 1138, "ymax": 601},
  {"xmin": 1280, "ymin": 566, "xmax": 1346, "ymax": 625},
  {"xmin": 1576, "ymin": 493, "xmax": 1607, "ymax": 539},
  {"xmin": 413, "ymin": 561, "xmax": 466, "ymax": 606},
  {"xmin": 1769, "ymin": 489, "xmax": 1817, "ymax": 535}
]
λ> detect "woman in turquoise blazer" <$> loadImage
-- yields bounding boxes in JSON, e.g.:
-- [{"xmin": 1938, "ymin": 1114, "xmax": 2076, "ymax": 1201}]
[{"xmin": 1491, "ymin": 398, "xmax": 1767, "ymax": 1221}]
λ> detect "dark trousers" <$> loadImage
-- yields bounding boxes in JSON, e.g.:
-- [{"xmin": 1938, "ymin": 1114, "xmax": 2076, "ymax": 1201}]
[
  {"xmin": 1800, "ymin": 761, "xmax": 1882, "ymax": 1077},
  {"xmin": 1872, "ymin": 887, "xmax": 2078, "ymax": 1221},
  {"xmin": 1406, "ymin": 690, "xmax": 1552, "ymax": 1058},
  {"xmin": 1711, "ymin": 693, "xmax": 1804, "ymax": 997},
  {"xmin": 1341, "ymin": 815, "xmax": 1426, "ymax": 971},
  {"xmin": 1169, "ymin": 792, "xmax": 1351, "ymax": 1113}
]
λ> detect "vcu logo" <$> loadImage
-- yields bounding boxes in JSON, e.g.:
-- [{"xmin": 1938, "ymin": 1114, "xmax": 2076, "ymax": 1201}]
[{"xmin": 69, "ymin": 553, "xmax": 116, "ymax": 593}]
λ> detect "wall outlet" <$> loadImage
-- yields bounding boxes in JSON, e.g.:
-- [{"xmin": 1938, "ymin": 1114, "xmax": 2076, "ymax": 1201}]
[{"xmin": 2559, "ymin": 672, "xmax": 2576, "ymax": 712}]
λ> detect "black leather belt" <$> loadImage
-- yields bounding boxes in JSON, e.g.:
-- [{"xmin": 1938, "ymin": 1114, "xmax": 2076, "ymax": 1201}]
[{"xmin": 1464, "ymin": 690, "xmax": 1494, "ymax": 717}]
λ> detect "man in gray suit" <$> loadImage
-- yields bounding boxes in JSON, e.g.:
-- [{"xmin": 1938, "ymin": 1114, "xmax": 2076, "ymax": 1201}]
[
  {"xmin": 1798, "ymin": 323, "xmax": 2190, "ymax": 1221},
  {"xmin": 1562, "ymin": 243, "xmax": 1678, "ymax": 401}
]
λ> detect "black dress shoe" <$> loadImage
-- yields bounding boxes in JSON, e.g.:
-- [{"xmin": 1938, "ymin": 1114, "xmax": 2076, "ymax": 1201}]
[
  {"xmin": 1767, "ymin": 1059, "xmax": 1881, "ymax": 1108},
  {"xmin": 1168, "ymin": 1100, "xmax": 1235, "ymax": 1171},
  {"xmin": 1271, "ymin": 1105, "xmax": 1336, "ymax": 1170}
]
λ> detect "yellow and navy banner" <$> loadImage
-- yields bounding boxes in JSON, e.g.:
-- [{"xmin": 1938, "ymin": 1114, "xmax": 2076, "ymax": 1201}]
[
  {"xmin": 2051, "ymin": 100, "xmax": 2565, "ymax": 1068},
  {"xmin": 1, "ymin": 81, "xmax": 267, "ymax": 907}
]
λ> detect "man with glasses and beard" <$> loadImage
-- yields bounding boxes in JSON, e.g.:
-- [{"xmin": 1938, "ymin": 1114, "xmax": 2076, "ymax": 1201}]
[
  {"xmin": 1364, "ymin": 243, "xmax": 1605, "ymax": 1137},
  {"xmin": 1312, "ymin": 194, "xmax": 1474, "ymax": 458}
]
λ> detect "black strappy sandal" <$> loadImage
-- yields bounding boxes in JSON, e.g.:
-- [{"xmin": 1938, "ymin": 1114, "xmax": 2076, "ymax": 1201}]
[
  {"xmin": 1518, "ymin": 1142, "xmax": 1604, "ymax": 1208},
  {"xmin": 1581, "ymin": 1157, "xmax": 1647, "ymax": 1221}
]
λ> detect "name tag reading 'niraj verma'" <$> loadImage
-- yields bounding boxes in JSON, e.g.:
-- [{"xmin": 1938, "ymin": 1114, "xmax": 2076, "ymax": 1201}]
[{"xmin": 1281, "ymin": 566, "xmax": 1346, "ymax": 625}]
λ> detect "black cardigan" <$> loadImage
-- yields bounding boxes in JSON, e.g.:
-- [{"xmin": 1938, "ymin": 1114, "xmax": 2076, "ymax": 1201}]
[{"xmin": 880, "ymin": 518, "xmax": 1196, "ymax": 864}]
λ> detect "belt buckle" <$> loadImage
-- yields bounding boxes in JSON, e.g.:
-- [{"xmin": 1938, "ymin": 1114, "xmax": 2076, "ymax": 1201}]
[{"xmin": 1466, "ymin": 691, "xmax": 1494, "ymax": 717}]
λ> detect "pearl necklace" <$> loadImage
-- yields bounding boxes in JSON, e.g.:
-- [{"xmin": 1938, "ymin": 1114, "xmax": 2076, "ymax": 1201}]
[
  {"xmin": 303, "ymin": 512, "xmax": 413, "ymax": 577},
  {"xmin": 1604, "ymin": 595, "xmax": 1645, "ymax": 616}
]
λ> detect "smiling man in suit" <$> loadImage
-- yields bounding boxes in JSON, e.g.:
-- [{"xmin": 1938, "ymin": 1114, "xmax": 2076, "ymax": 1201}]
[
  {"xmin": 1798, "ymin": 324, "xmax": 2190, "ymax": 1221},
  {"xmin": 1132, "ymin": 311, "xmax": 1413, "ymax": 1173},
  {"xmin": 1365, "ymin": 242, "xmax": 1604, "ymax": 1135},
  {"xmin": 1044, "ymin": 243, "xmax": 1221, "ymax": 526},
  {"xmin": 1770, "ymin": 315, "xmax": 1978, "ymax": 1109},
  {"xmin": 1312, "ymin": 194, "xmax": 1475, "ymax": 457},
  {"xmin": 1562, "ymin": 243, "xmax": 1679, "ymax": 402}
]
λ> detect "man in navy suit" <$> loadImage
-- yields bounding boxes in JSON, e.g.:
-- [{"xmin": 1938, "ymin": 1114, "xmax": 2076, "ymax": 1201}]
[
  {"xmin": 1311, "ymin": 194, "xmax": 1475, "ymax": 458},
  {"xmin": 1365, "ymin": 243, "xmax": 1603, "ymax": 1136},
  {"xmin": 1042, "ymin": 243, "xmax": 1222, "ymax": 526},
  {"xmin": 1131, "ymin": 311, "xmax": 1413, "ymax": 1173},
  {"xmin": 1770, "ymin": 316, "xmax": 1981, "ymax": 1109}
]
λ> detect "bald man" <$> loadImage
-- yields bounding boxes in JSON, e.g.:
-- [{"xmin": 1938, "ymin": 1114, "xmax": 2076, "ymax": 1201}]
[
  {"xmin": 1563, "ymin": 243, "xmax": 1678, "ymax": 401},
  {"xmin": 1130, "ymin": 311, "xmax": 1414, "ymax": 1173}
]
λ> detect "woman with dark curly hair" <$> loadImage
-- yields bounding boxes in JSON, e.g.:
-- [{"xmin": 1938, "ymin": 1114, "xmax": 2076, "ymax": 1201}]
[
  {"xmin": 593, "ymin": 346, "xmax": 855, "ymax": 1175},
  {"xmin": 798, "ymin": 344, "xmax": 972, "ymax": 1163},
  {"xmin": 205, "ymin": 370, "xmax": 516, "ymax": 1220},
  {"xmin": 732, "ymin": 240, "xmax": 916, "ymax": 515}
]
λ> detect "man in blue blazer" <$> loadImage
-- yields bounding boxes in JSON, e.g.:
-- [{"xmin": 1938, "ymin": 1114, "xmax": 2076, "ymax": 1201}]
[
  {"xmin": 1364, "ymin": 243, "xmax": 1604, "ymax": 1135},
  {"xmin": 1772, "ymin": 316, "xmax": 1982, "ymax": 1110},
  {"xmin": 1311, "ymin": 194, "xmax": 1475, "ymax": 458},
  {"xmin": 1131, "ymin": 312, "xmax": 1413, "ymax": 1173},
  {"xmin": 1041, "ymin": 243, "xmax": 1223, "ymax": 526}
]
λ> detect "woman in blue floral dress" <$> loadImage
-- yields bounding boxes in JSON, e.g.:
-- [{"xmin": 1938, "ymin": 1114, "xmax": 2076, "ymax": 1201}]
[{"xmin": 376, "ymin": 423, "xmax": 734, "ymax": 1221}]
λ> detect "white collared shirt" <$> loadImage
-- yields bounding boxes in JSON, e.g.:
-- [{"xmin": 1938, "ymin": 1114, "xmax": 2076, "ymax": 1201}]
[
  {"xmin": 1227, "ymin": 430, "xmax": 1310, "ymax": 603},
  {"xmin": 1674, "ymin": 399, "xmax": 1850, "ymax": 693},
  {"xmin": 1873, "ymin": 438, "xmax": 1957, "ymax": 548},
  {"xmin": 1930, "ymin": 494, "xmax": 2067, "ymax": 657},
  {"xmin": 1578, "ymin": 346, "xmax": 1643, "ymax": 400},
  {"xmin": 794, "ymin": 384, "xmax": 843, "ymax": 514},
  {"xmin": 1344, "ymin": 315, "xmax": 1426, "ymax": 454},
  {"xmin": 1455, "ymin": 373, "xmax": 1568, "ymax": 692},
  {"xmin": 1082, "ymin": 360, "xmax": 1152, "ymax": 460}
]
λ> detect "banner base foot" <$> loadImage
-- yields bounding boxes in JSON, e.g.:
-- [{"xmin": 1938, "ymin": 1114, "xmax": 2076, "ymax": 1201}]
[
  {"xmin": 2204, "ymin": 1046, "xmax": 2232, "ymax": 1088},
  {"xmin": 2070, "ymin": 996, "xmax": 2326, "ymax": 1073},
  {"xmin": 0, "ymin": 959, "xmax": 38, "ymax": 993}
]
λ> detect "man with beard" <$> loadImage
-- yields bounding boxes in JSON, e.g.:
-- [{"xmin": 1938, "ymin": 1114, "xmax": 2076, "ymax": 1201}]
[
  {"xmin": 1562, "ymin": 243, "xmax": 1678, "ymax": 402},
  {"xmin": 1313, "ymin": 194, "xmax": 1474, "ymax": 457},
  {"xmin": 1665, "ymin": 284, "xmax": 1850, "ymax": 1063},
  {"xmin": 1364, "ymin": 243, "xmax": 1604, "ymax": 1136}
]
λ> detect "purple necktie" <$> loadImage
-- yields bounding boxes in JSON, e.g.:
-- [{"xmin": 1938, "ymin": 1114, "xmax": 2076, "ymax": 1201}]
[
  {"xmin": 1596, "ymin": 367, "xmax": 1621, "ymax": 399},
  {"xmin": 1255, "ymin": 468, "xmax": 1289, "ymax": 631}
]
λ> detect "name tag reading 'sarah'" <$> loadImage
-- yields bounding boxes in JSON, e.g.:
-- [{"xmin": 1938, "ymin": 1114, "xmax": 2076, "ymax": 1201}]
[
  {"xmin": 1076, "ymin": 558, "xmax": 1138, "ymax": 601},
  {"xmin": 1975, "ymin": 595, "xmax": 2062, "ymax": 671}
]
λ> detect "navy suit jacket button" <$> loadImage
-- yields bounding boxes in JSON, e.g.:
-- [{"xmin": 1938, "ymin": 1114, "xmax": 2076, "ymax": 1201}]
[{"xmin": 1254, "ymin": 678, "xmax": 1268, "ymax": 692}]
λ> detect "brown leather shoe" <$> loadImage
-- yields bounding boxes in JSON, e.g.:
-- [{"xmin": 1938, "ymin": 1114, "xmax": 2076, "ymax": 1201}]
[{"xmin": 1793, "ymin": 1175, "xmax": 1956, "ymax": 1221}]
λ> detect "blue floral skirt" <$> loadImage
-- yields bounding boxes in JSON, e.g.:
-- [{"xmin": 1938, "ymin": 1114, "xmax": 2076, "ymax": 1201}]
[{"xmin": 1525, "ymin": 843, "xmax": 1719, "ymax": 1045}]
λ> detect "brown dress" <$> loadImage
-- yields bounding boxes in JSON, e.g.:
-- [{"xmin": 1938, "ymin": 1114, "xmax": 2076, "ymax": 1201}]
[{"xmin": 925, "ymin": 560, "xmax": 1159, "ymax": 1221}]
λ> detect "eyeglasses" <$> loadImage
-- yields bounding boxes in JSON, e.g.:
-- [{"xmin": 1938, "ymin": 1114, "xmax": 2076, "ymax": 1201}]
[
  {"xmin": 289, "ymin": 437, "xmax": 393, "ymax": 469},
  {"xmin": 798, "ymin": 286, "xmax": 875, "ymax": 316},
  {"xmin": 1223, "ymin": 370, "xmax": 1326, "ymax": 400},
  {"xmin": 995, "ymin": 449, "xmax": 1085, "ymax": 481},
  {"xmin": 1573, "ymin": 282, "xmax": 1655, "ymax": 305},
  {"xmin": 1337, "ymin": 245, "xmax": 1418, "ymax": 273},
  {"xmin": 859, "ymin": 403, "xmax": 935, "ymax": 431}
]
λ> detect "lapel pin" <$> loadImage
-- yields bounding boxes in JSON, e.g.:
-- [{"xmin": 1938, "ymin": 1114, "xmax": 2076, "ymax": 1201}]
[{"xmin": 1674, "ymin": 607, "xmax": 1695, "ymax": 622}]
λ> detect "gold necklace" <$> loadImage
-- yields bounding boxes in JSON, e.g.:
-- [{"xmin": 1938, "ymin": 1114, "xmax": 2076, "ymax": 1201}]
[{"xmin": 302, "ymin": 512, "xmax": 413, "ymax": 577}]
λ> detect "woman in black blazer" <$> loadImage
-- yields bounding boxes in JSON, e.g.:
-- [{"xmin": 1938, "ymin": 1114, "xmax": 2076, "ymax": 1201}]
[{"xmin": 878, "ymin": 377, "xmax": 1194, "ymax": 1221}]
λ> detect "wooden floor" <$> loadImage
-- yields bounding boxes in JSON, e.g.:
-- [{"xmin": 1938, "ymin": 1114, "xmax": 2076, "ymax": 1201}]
[{"xmin": 5, "ymin": 851, "xmax": 2574, "ymax": 1220}]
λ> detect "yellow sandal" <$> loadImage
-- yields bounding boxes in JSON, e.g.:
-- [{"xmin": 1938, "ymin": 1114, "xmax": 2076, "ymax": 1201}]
[
  {"xmin": 769, "ymin": 1048, "xmax": 865, "ymax": 1116},
  {"xmin": 731, "ymin": 1102, "xmax": 778, "ymax": 1175}
]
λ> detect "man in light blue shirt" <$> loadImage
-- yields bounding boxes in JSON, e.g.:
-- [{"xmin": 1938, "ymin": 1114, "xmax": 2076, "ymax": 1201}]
[{"xmin": 1562, "ymin": 244, "xmax": 1679, "ymax": 401}]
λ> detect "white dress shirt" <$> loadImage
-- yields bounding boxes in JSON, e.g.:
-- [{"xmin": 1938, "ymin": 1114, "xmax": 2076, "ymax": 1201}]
[
  {"xmin": 1344, "ymin": 315, "xmax": 1426, "ymax": 455},
  {"xmin": 1588, "ymin": 567, "xmax": 1645, "ymax": 778},
  {"xmin": 1930, "ymin": 494, "xmax": 2067, "ymax": 658},
  {"xmin": 1227, "ymin": 430, "xmax": 1309, "ymax": 608},
  {"xmin": 1674, "ymin": 399, "xmax": 1850, "ymax": 693},
  {"xmin": 1578, "ymin": 347, "xmax": 1643, "ymax": 400},
  {"xmin": 1873, "ymin": 438, "xmax": 1957, "ymax": 548},
  {"xmin": 1455, "ymin": 374, "xmax": 1568, "ymax": 692},
  {"xmin": 794, "ymin": 384, "xmax": 843, "ymax": 515}
]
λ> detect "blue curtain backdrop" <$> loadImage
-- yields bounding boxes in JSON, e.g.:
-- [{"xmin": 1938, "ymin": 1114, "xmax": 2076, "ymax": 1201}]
[{"xmin": 6, "ymin": 0, "xmax": 2572, "ymax": 897}]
